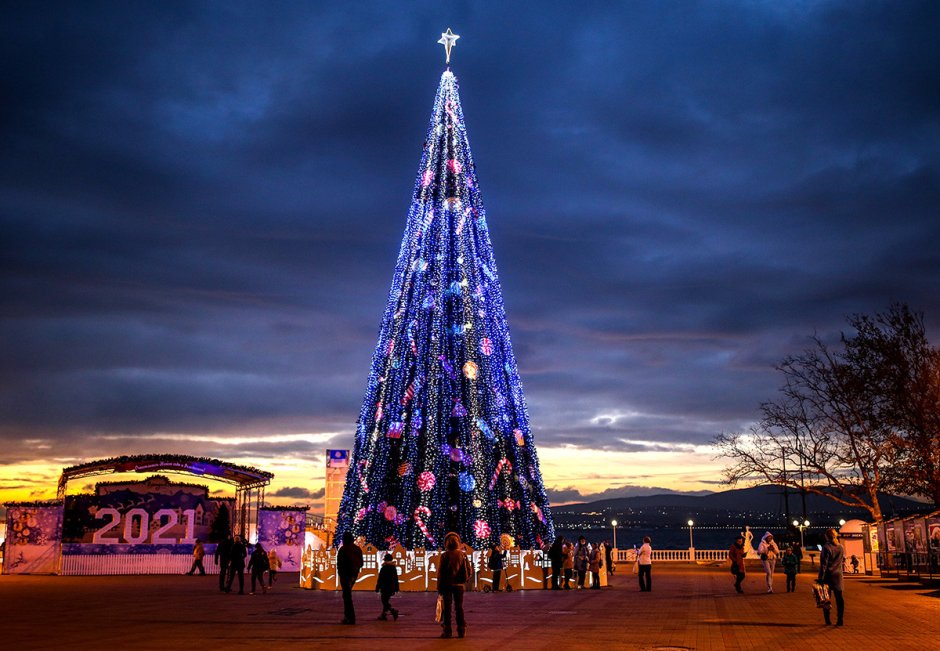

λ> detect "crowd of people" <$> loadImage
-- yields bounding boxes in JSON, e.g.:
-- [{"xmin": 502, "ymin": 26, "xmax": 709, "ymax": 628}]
[
  {"xmin": 201, "ymin": 533, "xmax": 281, "ymax": 596},
  {"xmin": 190, "ymin": 526, "xmax": 849, "ymax": 636},
  {"xmin": 729, "ymin": 528, "xmax": 847, "ymax": 626},
  {"xmin": 545, "ymin": 535, "xmax": 612, "ymax": 590}
]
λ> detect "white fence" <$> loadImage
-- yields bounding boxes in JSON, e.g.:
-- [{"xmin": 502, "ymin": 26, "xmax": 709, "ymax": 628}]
[
  {"xmin": 615, "ymin": 548, "xmax": 727, "ymax": 564},
  {"xmin": 56, "ymin": 547, "xmax": 726, "ymax": 576},
  {"xmin": 60, "ymin": 554, "xmax": 221, "ymax": 575}
]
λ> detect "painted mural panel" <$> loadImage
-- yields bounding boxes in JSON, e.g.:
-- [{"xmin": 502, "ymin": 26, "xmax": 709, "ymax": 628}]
[{"xmin": 3, "ymin": 504, "xmax": 62, "ymax": 574}]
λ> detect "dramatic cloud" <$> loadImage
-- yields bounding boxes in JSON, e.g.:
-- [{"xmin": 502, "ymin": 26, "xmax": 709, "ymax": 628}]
[
  {"xmin": 271, "ymin": 486, "xmax": 325, "ymax": 500},
  {"xmin": 1, "ymin": 1, "xmax": 938, "ymax": 499}
]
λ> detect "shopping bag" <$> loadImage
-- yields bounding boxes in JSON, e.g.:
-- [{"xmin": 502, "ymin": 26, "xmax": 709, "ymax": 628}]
[
  {"xmin": 812, "ymin": 582, "xmax": 831, "ymax": 609},
  {"xmin": 435, "ymin": 595, "xmax": 443, "ymax": 623}
]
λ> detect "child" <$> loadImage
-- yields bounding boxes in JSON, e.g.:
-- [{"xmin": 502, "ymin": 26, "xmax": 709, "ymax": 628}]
[
  {"xmin": 375, "ymin": 553, "xmax": 400, "ymax": 620},
  {"xmin": 781, "ymin": 546, "xmax": 798, "ymax": 593},
  {"xmin": 267, "ymin": 547, "xmax": 281, "ymax": 588},
  {"xmin": 850, "ymin": 555, "xmax": 860, "ymax": 574}
]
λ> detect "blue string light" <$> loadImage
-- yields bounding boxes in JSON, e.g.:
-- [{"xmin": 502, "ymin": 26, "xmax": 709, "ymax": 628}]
[{"xmin": 335, "ymin": 70, "xmax": 555, "ymax": 550}]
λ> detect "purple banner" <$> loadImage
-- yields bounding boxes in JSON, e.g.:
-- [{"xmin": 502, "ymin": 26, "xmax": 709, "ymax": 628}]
[{"xmin": 257, "ymin": 509, "xmax": 306, "ymax": 572}]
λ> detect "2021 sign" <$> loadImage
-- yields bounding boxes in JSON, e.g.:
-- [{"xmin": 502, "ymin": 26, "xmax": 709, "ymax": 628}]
[{"xmin": 91, "ymin": 508, "xmax": 199, "ymax": 545}]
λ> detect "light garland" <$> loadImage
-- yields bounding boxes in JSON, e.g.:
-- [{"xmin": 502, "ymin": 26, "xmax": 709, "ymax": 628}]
[{"xmin": 335, "ymin": 68, "xmax": 555, "ymax": 550}]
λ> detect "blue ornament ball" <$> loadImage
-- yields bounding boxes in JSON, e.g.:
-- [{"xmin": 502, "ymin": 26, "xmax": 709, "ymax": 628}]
[{"xmin": 458, "ymin": 472, "xmax": 476, "ymax": 492}]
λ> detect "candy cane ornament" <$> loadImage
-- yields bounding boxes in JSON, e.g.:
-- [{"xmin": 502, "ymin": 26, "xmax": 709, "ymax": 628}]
[
  {"xmin": 414, "ymin": 506, "xmax": 435, "ymax": 545},
  {"xmin": 489, "ymin": 457, "xmax": 513, "ymax": 490},
  {"xmin": 358, "ymin": 460, "xmax": 370, "ymax": 494}
]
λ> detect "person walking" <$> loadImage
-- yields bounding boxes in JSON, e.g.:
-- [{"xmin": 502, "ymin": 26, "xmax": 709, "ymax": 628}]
[
  {"xmin": 637, "ymin": 536, "xmax": 653, "ymax": 592},
  {"xmin": 818, "ymin": 528, "xmax": 846, "ymax": 626},
  {"xmin": 187, "ymin": 539, "xmax": 206, "ymax": 576},
  {"xmin": 375, "ymin": 552, "xmax": 400, "ymax": 621},
  {"xmin": 214, "ymin": 533, "xmax": 232, "ymax": 592},
  {"xmin": 589, "ymin": 542, "xmax": 603, "ymax": 589},
  {"xmin": 437, "ymin": 531, "xmax": 469, "ymax": 639},
  {"xmin": 267, "ymin": 547, "xmax": 281, "ymax": 588},
  {"xmin": 782, "ymin": 546, "xmax": 799, "ymax": 592},
  {"xmin": 336, "ymin": 531, "xmax": 364, "ymax": 625},
  {"xmin": 757, "ymin": 532, "xmax": 780, "ymax": 593},
  {"xmin": 547, "ymin": 537, "xmax": 564, "ymax": 590},
  {"xmin": 605, "ymin": 540, "xmax": 614, "ymax": 575},
  {"xmin": 729, "ymin": 535, "xmax": 746, "ymax": 593},
  {"xmin": 225, "ymin": 534, "xmax": 247, "ymax": 594},
  {"xmin": 247, "ymin": 541, "xmax": 269, "ymax": 594},
  {"xmin": 562, "ymin": 540, "xmax": 574, "ymax": 589},
  {"xmin": 573, "ymin": 536, "xmax": 591, "ymax": 589},
  {"xmin": 791, "ymin": 541, "xmax": 804, "ymax": 573},
  {"xmin": 488, "ymin": 543, "xmax": 504, "ymax": 592}
]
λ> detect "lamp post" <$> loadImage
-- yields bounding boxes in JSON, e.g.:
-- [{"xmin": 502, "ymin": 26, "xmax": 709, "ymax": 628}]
[
  {"xmin": 611, "ymin": 520, "xmax": 618, "ymax": 550},
  {"xmin": 793, "ymin": 519, "xmax": 810, "ymax": 547},
  {"xmin": 687, "ymin": 520, "xmax": 695, "ymax": 562}
]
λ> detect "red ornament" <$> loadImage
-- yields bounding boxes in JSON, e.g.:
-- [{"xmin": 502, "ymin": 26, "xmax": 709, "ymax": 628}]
[
  {"xmin": 479, "ymin": 338, "xmax": 493, "ymax": 356},
  {"xmin": 417, "ymin": 471, "xmax": 436, "ymax": 491}
]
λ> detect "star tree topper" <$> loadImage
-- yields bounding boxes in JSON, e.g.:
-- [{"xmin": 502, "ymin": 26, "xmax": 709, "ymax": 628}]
[{"xmin": 438, "ymin": 28, "xmax": 460, "ymax": 65}]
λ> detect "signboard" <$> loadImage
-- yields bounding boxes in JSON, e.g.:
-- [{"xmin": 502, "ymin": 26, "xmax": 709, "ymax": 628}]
[
  {"xmin": 61, "ymin": 476, "xmax": 232, "ymax": 552},
  {"xmin": 904, "ymin": 518, "xmax": 928, "ymax": 554},
  {"xmin": 927, "ymin": 516, "xmax": 940, "ymax": 553},
  {"xmin": 2, "ymin": 504, "xmax": 62, "ymax": 574},
  {"xmin": 257, "ymin": 509, "xmax": 306, "ymax": 572}
]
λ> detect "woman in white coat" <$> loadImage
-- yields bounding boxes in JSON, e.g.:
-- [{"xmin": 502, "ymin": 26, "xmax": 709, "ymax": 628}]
[{"xmin": 757, "ymin": 532, "xmax": 780, "ymax": 593}]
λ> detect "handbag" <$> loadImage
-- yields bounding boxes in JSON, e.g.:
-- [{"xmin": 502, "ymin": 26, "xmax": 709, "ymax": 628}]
[
  {"xmin": 632, "ymin": 560, "xmax": 638, "ymax": 574},
  {"xmin": 812, "ymin": 582, "xmax": 831, "ymax": 609},
  {"xmin": 434, "ymin": 594, "xmax": 443, "ymax": 623}
]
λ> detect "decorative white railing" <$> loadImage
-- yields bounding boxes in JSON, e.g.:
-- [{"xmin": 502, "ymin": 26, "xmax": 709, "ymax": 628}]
[
  {"xmin": 60, "ymin": 554, "xmax": 221, "ymax": 575},
  {"xmin": 615, "ymin": 549, "xmax": 728, "ymax": 563},
  {"xmin": 55, "ymin": 547, "xmax": 728, "ymax": 576}
]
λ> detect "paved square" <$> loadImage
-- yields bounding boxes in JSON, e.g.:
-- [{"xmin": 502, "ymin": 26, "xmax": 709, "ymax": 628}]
[{"xmin": 2, "ymin": 563, "xmax": 937, "ymax": 649}]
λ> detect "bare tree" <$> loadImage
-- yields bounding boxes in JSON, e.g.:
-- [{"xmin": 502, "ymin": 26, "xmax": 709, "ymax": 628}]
[
  {"xmin": 715, "ymin": 310, "xmax": 914, "ymax": 522},
  {"xmin": 847, "ymin": 305, "xmax": 940, "ymax": 505}
]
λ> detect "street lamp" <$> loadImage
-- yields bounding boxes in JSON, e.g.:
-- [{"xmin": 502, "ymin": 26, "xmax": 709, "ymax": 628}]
[
  {"xmin": 838, "ymin": 519, "xmax": 846, "ymax": 527},
  {"xmin": 687, "ymin": 520, "xmax": 695, "ymax": 562},
  {"xmin": 793, "ymin": 519, "xmax": 810, "ymax": 547},
  {"xmin": 611, "ymin": 520, "xmax": 618, "ymax": 550}
]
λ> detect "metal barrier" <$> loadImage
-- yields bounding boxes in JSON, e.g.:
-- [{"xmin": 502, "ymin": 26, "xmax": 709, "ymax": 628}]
[{"xmin": 876, "ymin": 552, "xmax": 940, "ymax": 583}]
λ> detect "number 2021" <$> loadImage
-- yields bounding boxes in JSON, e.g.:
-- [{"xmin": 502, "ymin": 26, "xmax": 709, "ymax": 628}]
[{"xmin": 92, "ymin": 508, "xmax": 197, "ymax": 545}]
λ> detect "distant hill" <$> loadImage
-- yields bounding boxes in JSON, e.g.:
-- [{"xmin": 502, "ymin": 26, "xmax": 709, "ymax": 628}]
[{"xmin": 553, "ymin": 484, "xmax": 929, "ymax": 522}]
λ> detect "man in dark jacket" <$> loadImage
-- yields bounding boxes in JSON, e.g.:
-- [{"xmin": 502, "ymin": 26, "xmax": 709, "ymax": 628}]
[
  {"xmin": 214, "ymin": 533, "xmax": 233, "ymax": 592},
  {"xmin": 225, "ymin": 534, "xmax": 247, "ymax": 594},
  {"xmin": 729, "ymin": 535, "xmax": 746, "ymax": 593},
  {"xmin": 488, "ymin": 543, "xmax": 504, "ymax": 592},
  {"xmin": 247, "ymin": 542, "xmax": 270, "ymax": 595},
  {"xmin": 336, "ymin": 531, "xmax": 364, "ymax": 624},
  {"xmin": 438, "ymin": 531, "xmax": 469, "ymax": 638}
]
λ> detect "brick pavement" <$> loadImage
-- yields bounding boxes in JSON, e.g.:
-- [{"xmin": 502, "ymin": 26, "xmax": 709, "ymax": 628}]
[{"xmin": 1, "ymin": 563, "xmax": 937, "ymax": 650}]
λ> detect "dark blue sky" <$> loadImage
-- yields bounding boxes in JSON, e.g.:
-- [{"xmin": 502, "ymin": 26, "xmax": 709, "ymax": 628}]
[{"xmin": 2, "ymin": 1, "xmax": 939, "ymax": 502}]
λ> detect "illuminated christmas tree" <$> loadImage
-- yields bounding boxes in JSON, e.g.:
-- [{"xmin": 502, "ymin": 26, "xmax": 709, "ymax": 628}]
[{"xmin": 336, "ymin": 30, "xmax": 555, "ymax": 550}]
